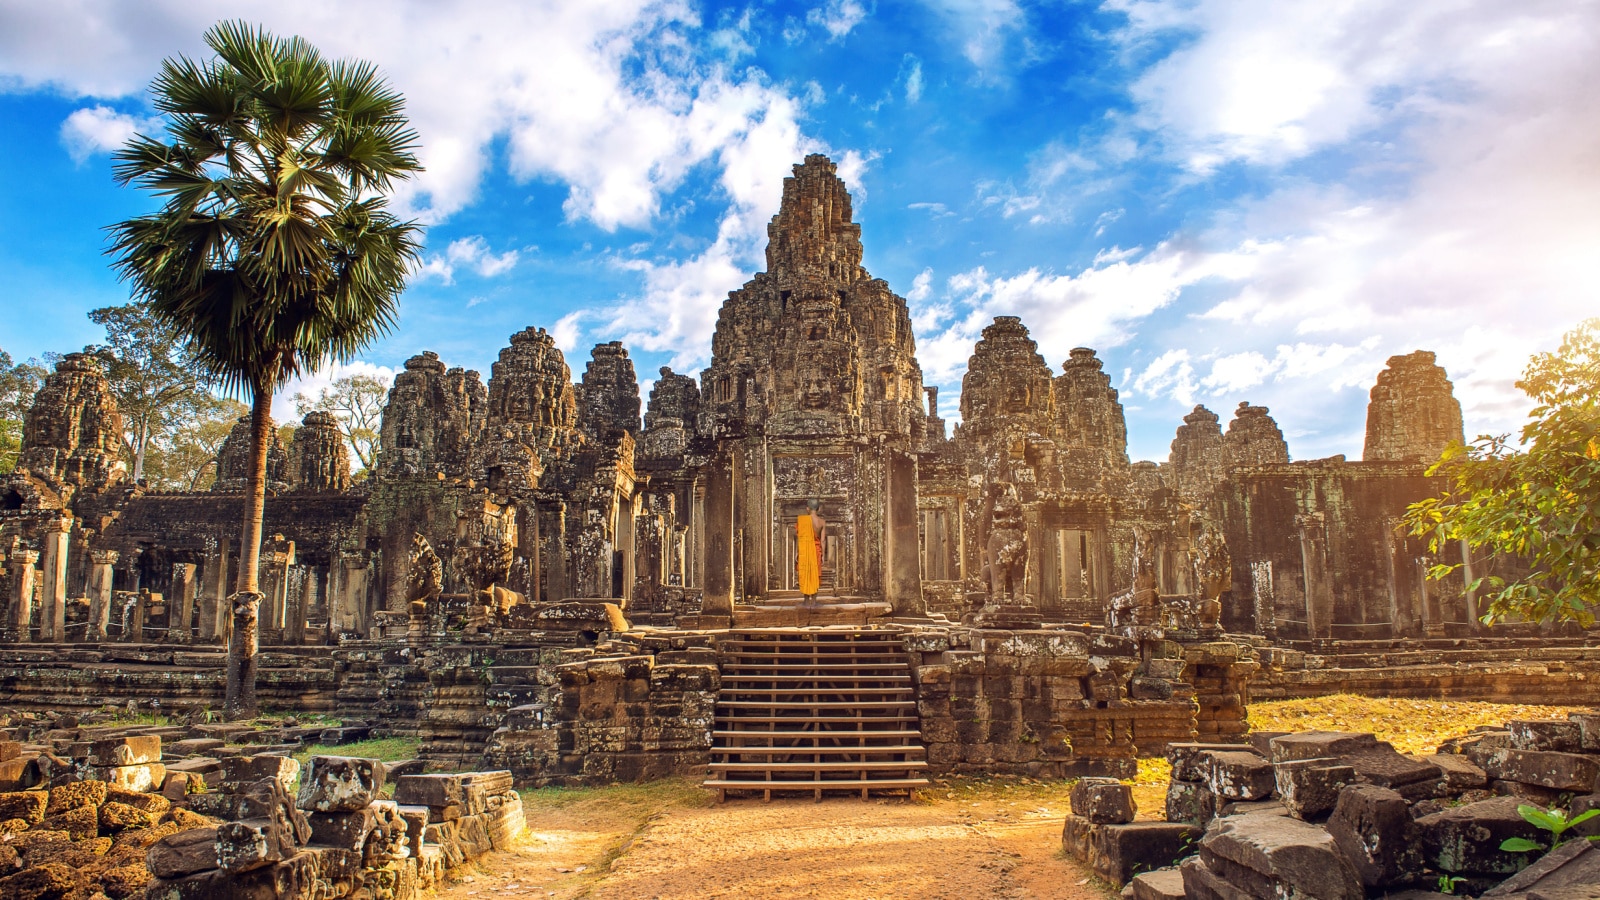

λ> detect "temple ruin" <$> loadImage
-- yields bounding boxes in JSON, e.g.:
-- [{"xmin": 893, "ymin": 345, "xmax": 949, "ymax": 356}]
[{"xmin": 0, "ymin": 154, "xmax": 1591, "ymax": 815}]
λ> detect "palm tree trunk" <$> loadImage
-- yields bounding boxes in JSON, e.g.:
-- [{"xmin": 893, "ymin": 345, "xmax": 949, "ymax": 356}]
[{"xmin": 224, "ymin": 376, "xmax": 273, "ymax": 720}]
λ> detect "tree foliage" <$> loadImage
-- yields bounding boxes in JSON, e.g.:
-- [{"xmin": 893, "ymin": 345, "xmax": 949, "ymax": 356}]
[
  {"xmin": 0, "ymin": 350, "xmax": 49, "ymax": 474},
  {"xmin": 85, "ymin": 301, "xmax": 225, "ymax": 482},
  {"xmin": 107, "ymin": 20, "xmax": 421, "ymax": 719},
  {"xmin": 141, "ymin": 398, "xmax": 248, "ymax": 491},
  {"xmin": 294, "ymin": 372, "xmax": 387, "ymax": 476},
  {"xmin": 1405, "ymin": 318, "xmax": 1600, "ymax": 626}
]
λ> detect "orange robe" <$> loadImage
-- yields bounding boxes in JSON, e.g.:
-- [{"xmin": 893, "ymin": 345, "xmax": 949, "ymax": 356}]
[{"xmin": 796, "ymin": 514, "xmax": 821, "ymax": 596}]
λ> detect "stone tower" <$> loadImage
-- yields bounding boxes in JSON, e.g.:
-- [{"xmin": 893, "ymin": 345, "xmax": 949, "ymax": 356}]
[
  {"xmin": 699, "ymin": 154, "xmax": 925, "ymax": 614},
  {"xmin": 376, "ymin": 352, "xmax": 486, "ymax": 479},
  {"xmin": 485, "ymin": 327, "xmax": 580, "ymax": 466},
  {"xmin": 1223, "ymin": 402, "xmax": 1289, "ymax": 468},
  {"xmin": 214, "ymin": 415, "xmax": 289, "ymax": 493},
  {"xmin": 959, "ymin": 317, "xmax": 1057, "ymax": 449},
  {"xmin": 1168, "ymin": 405, "xmax": 1227, "ymax": 502},
  {"xmin": 15, "ymin": 353, "xmax": 126, "ymax": 497},
  {"xmin": 1363, "ymin": 350, "xmax": 1465, "ymax": 463},
  {"xmin": 576, "ymin": 341, "xmax": 641, "ymax": 441},
  {"xmin": 638, "ymin": 367, "xmax": 700, "ymax": 462},
  {"xmin": 287, "ymin": 411, "xmax": 351, "ymax": 493},
  {"xmin": 1054, "ymin": 347, "xmax": 1130, "ymax": 490}
]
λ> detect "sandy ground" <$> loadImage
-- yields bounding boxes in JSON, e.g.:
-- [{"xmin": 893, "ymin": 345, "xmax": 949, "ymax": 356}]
[{"xmin": 435, "ymin": 779, "xmax": 1115, "ymax": 900}]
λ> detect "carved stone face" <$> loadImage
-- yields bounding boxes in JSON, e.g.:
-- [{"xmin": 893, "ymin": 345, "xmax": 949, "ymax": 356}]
[
  {"xmin": 1004, "ymin": 377, "xmax": 1031, "ymax": 413},
  {"xmin": 800, "ymin": 367, "xmax": 834, "ymax": 410}
]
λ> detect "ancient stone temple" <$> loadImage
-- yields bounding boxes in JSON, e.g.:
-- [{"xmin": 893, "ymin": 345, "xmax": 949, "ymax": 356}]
[
  {"xmin": 1363, "ymin": 350, "xmax": 1465, "ymax": 463},
  {"xmin": 696, "ymin": 153, "xmax": 927, "ymax": 619}
]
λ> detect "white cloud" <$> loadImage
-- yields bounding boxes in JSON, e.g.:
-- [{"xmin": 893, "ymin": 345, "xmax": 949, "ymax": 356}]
[
  {"xmin": 273, "ymin": 360, "xmax": 399, "ymax": 428},
  {"xmin": 550, "ymin": 310, "xmax": 585, "ymax": 354},
  {"xmin": 904, "ymin": 55, "xmax": 924, "ymax": 103},
  {"xmin": 59, "ymin": 105, "xmax": 160, "ymax": 163},
  {"xmin": 921, "ymin": 0, "xmax": 1024, "ymax": 73},
  {"xmin": 1133, "ymin": 349, "xmax": 1196, "ymax": 407},
  {"xmin": 807, "ymin": 0, "xmax": 868, "ymax": 40},
  {"xmin": 413, "ymin": 235, "xmax": 520, "ymax": 285}
]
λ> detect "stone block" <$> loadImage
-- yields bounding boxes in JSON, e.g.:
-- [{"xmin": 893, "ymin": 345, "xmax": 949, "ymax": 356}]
[
  {"xmin": 1570, "ymin": 712, "xmax": 1600, "ymax": 753},
  {"xmin": 216, "ymin": 817, "xmax": 295, "ymax": 873},
  {"xmin": 1509, "ymin": 719, "xmax": 1585, "ymax": 753},
  {"xmin": 295, "ymin": 756, "xmax": 384, "ymax": 813},
  {"xmin": 1268, "ymin": 731, "xmax": 1378, "ymax": 764},
  {"xmin": 145, "ymin": 847, "xmax": 317, "ymax": 900},
  {"xmin": 1071, "ymin": 777, "xmax": 1136, "ymax": 825},
  {"xmin": 0, "ymin": 791, "xmax": 47, "ymax": 824},
  {"xmin": 45, "ymin": 779, "xmax": 107, "ymax": 815},
  {"xmin": 393, "ymin": 773, "xmax": 465, "ymax": 811},
  {"xmin": 0, "ymin": 741, "xmax": 20, "ymax": 762},
  {"xmin": 1485, "ymin": 748, "xmax": 1600, "ymax": 792},
  {"xmin": 1121, "ymin": 868, "xmax": 1186, "ymax": 900},
  {"xmin": 1199, "ymin": 813, "xmax": 1363, "ymax": 900},
  {"xmin": 0, "ymin": 863, "xmax": 82, "ymax": 900},
  {"xmin": 1090, "ymin": 822, "xmax": 1201, "ymax": 887},
  {"xmin": 424, "ymin": 821, "xmax": 464, "ymax": 868},
  {"xmin": 1204, "ymin": 750, "xmax": 1276, "ymax": 802},
  {"xmin": 1247, "ymin": 731, "xmax": 1290, "ymax": 757},
  {"xmin": 455, "ymin": 812, "xmax": 493, "ymax": 860},
  {"xmin": 1177, "ymin": 855, "xmax": 1245, "ymax": 900},
  {"xmin": 1167, "ymin": 743, "xmax": 1253, "ymax": 783},
  {"xmin": 1274, "ymin": 758, "xmax": 1356, "ymax": 820},
  {"xmin": 1165, "ymin": 780, "xmax": 1216, "ymax": 827},
  {"xmin": 364, "ymin": 799, "xmax": 410, "ymax": 864},
  {"xmin": 38, "ymin": 803, "xmax": 98, "ymax": 840},
  {"xmin": 146, "ymin": 825, "xmax": 220, "ymax": 879},
  {"xmin": 1327, "ymin": 784, "xmax": 1421, "ymax": 889},
  {"xmin": 1569, "ymin": 793, "xmax": 1600, "ymax": 839},
  {"xmin": 1427, "ymin": 753, "xmax": 1489, "ymax": 792},
  {"xmin": 397, "ymin": 805, "xmax": 430, "ymax": 859},
  {"xmin": 88, "ymin": 734, "xmax": 162, "ymax": 767},
  {"xmin": 219, "ymin": 755, "xmax": 299, "ymax": 792},
  {"xmin": 1218, "ymin": 798, "xmax": 1287, "ymax": 818},
  {"xmin": 1417, "ymin": 795, "xmax": 1544, "ymax": 876},
  {"xmin": 82, "ymin": 763, "xmax": 167, "ymax": 792},
  {"xmin": 1482, "ymin": 837, "xmax": 1600, "ymax": 897},
  {"xmin": 306, "ymin": 808, "xmax": 375, "ymax": 852},
  {"xmin": 100, "ymin": 800, "xmax": 159, "ymax": 832}
]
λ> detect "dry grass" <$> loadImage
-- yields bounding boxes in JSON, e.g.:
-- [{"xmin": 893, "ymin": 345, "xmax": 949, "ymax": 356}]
[{"xmin": 1248, "ymin": 694, "xmax": 1591, "ymax": 755}]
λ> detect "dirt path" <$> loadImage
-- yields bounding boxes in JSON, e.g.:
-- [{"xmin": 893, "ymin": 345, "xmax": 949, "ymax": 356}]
[{"xmin": 435, "ymin": 778, "xmax": 1114, "ymax": 900}]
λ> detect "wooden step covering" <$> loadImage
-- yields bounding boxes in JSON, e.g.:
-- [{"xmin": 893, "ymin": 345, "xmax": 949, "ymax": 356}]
[{"xmin": 706, "ymin": 627, "xmax": 930, "ymax": 802}]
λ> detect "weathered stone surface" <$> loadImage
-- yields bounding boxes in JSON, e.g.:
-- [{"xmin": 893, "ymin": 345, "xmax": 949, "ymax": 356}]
[
  {"xmin": 1178, "ymin": 855, "xmax": 1245, "ymax": 900},
  {"xmin": 100, "ymin": 800, "xmax": 158, "ymax": 832},
  {"xmin": 1200, "ymin": 813, "xmax": 1363, "ymax": 900},
  {"xmin": 1484, "ymin": 748, "xmax": 1600, "ymax": 792},
  {"xmin": 1223, "ymin": 403, "xmax": 1289, "ymax": 468},
  {"xmin": 220, "ymin": 756, "xmax": 299, "ymax": 793},
  {"xmin": 1169, "ymin": 743, "xmax": 1256, "ymax": 784},
  {"xmin": 146, "ymin": 825, "xmax": 220, "ymax": 879},
  {"xmin": 215, "ymin": 818, "xmax": 295, "ymax": 873},
  {"xmin": 286, "ymin": 411, "xmax": 351, "ymax": 493},
  {"xmin": 1483, "ymin": 838, "xmax": 1600, "ymax": 897},
  {"xmin": 1205, "ymin": 750, "xmax": 1276, "ymax": 802},
  {"xmin": 1268, "ymin": 731, "xmax": 1379, "ymax": 764},
  {"xmin": 1165, "ymin": 780, "xmax": 1216, "ymax": 827},
  {"xmin": 1071, "ymin": 777, "xmax": 1136, "ymax": 825},
  {"xmin": 295, "ymin": 756, "xmax": 384, "ymax": 813},
  {"xmin": 0, "ymin": 862, "xmax": 84, "ymax": 900},
  {"xmin": 0, "ymin": 791, "xmax": 47, "ymax": 824},
  {"xmin": 1274, "ymin": 758, "xmax": 1356, "ymax": 820},
  {"xmin": 213, "ymin": 415, "xmax": 288, "ymax": 493},
  {"xmin": 1427, "ymin": 753, "xmax": 1489, "ymax": 792},
  {"xmin": 1363, "ymin": 350, "xmax": 1464, "ymax": 463},
  {"xmin": 1326, "ymin": 784, "xmax": 1420, "ymax": 889},
  {"xmin": 306, "ymin": 808, "xmax": 375, "ymax": 852},
  {"xmin": 38, "ymin": 804, "xmax": 97, "ymax": 840},
  {"xmin": 14, "ymin": 352, "xmax": 126, "ymax": 497},
  {"xmin": 1507, "ymin": 719, "xmax": 1585, "ymax": 753},
  {"xmin": 88, "ymin": 735, "xmax": 162, "ymax": 767},
  {"xmin": 1121, "ymin": 867, "xmax": 1186, "ymax": 900},
  {"xmin": 1089, "ymin": 822, "xmax": 1202, "ymax": 888},
  {"xmin": 45, "ymin": 779, "xmax": 107, "ymax": 814},
  {"xmin": 1417, "ymin": 796, "xmax": 1545, "ymax": 877},
  {"xmin": 82, "ymin": 763, "xmax": 167, "ymax": 792}
]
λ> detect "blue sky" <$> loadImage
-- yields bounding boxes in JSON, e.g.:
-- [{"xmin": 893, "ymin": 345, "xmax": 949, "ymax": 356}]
[{"xmin": 2, "ymin": 0, "xmax": 1597, "ymax": 463}]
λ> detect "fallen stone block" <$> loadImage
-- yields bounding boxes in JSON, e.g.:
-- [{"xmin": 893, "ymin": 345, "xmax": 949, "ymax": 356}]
[
  {"xmin": 88, "ymin": 734, "xmax": 162, "ymax": 767},
  {"xmin": 0, "ymin": 741, "xmax": 21, "ymax": 762},
  {"xmin": 38, "ymin": 804, "xmax": 98, "ymax": 840},
  {"xmin": 1247, "ymin": 731, "xmax": 1290, "ymax": 757},
  {"xmin": 1509, "ymin": 719, "xmax": 1585, "ymax": 753},
  {"xmin": 306, "ymin": 808, "xmax": 375, "ymax": 852},
  {"xmin": 145, "ymin": 825, "xmax": 220, "ymax": 879},
  {"xmin": 364, "ymin": 800, "xmax": 410, "ymax": 865},
  {"xmin": 1275, "ymin": 758, "xmax": 1356, "ymax": 820},
  {"xmin": 1071, "ymin": 777, "xmax": 1136, "ymax": 825},
  {"xmin": 393, "ymin": 773, "xmax": 465, "ymax": 813},
  {"xmin": 1168, "ymin": 743, "xmax": 1254, "ymax": 783},
  {"xmin": 1417, "ymin": 795, "xmax": 1545, "ymax": 877},
  {"xmin": 219, "ymin": 755, "xmax": 299, "ymax": 793},
  {"xmin": 1483, "ymin": 837, "xmax": 1600, "ymax": 897},
  {"xmin": 215, "ymin": 817, "xmax": 296, "ymax": 873},
  {"xmin": 397, "ymin": 804, "xmax": 430, "ymax": 859},
  {"xmin": 1570, "ymin": 712, "xmax": 1600, "ymax": 753},
  {"xmin": 45, "ymin": 779, "xmax": 107, "ymax": 815},
  {"xmin": 424, "ymin": 820, "xmax": 464, "ymax": 868},
  {"xmin": 1165, "ymin": 780, "xmax": 1216, "ymax": 827},
  {"xmin": 0, "ymin": 862, "xmax": 83, "ymax": 900},
  {"xmin": 1178, "ymin": 855, "xmax": 1247, "ymax": 900},
  {"xmin": 1218, "ymin": 798, "xmax": 1288, "ymax": 818},
  {"xmin": 1090, "ymin": 821, "xmax": 1201, "ymax": 887},
  {"xmin": 295, "ymin": 756, "xmax": 384, "ymax": 813},
  {"xmin": 100, "ymin": 800, "xmax": 159, "ymax": 832},
  {"xmin": 1205, "ymin": 750, "xmax": 1276, "ymax": 802},
  {"xmin": 1121, "ymin": 868, "xmax": 1186, "ymax": 900},
  {"xmin": 1268, "ymin": 731, "xmax": 1379, "ymax": 764},
  {"xmin": 1428, "ymin": 753, "xmax": 1489, "ymax": 792},
  {"xmin": 1199, "ymin": 812, "xmax": 1363, "ymax": 900},
  {"xmin": 1485, "ymin": 748, "xmax": 1600, "ymax": 793},
  {"xmin": 145, "ymin": 846, "xmax": 317, "ymax": 900},
  {"xmin": 0, "ymin": 791, "xmax": 47, "ymax": 824},
  {"xmin": 454, "ymin": 813, "xmax": 493, "ymax": 860},
  {"xmin": 81, "ymin": 763, "xmax": 167, "ymax": 792},
  {"xmin": 1327, "ymin": 784, "xmax": 1421, "ymax": 889}
]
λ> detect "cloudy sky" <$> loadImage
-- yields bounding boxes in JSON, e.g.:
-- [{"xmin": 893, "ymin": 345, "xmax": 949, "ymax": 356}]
[{"xmin": 1, "ymin": 0, "xmax": 1596, "ymax": 462}]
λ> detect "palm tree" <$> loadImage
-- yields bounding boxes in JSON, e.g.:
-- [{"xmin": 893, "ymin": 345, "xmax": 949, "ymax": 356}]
[{"xmin": 108, "ymin": 21, "xmax": 422, "ymax": 719}]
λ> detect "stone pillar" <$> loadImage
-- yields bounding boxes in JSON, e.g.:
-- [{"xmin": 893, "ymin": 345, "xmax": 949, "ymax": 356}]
[
  {"xmin": 343, "ymin": 558, "xmax": 370, "ymax": 636},
  {"xmin": 131, "ymin": 592, "xmax": 158, "ymax": 643},
  {"xmin": 617, "ymin": 496, "xmax": 638, "ymax": 607},
  {"xmin": 8, "ymin": 549, "xmax": 40, "ymax": 642},
  {"xmin": 738, "ymin": 444, "xmax": 768, "ymax": 602},
  {"xmin": 88, "ymin": 550, "xmax": 118, "ymax": 641},
  {"xmin": 199, "ymin": 544, "xmax": 229, "ymax": 642},
  {"xmin": 702, "ymin": 454, "xmax": 735, "ymax": 620},
  {"xmin": 1418, "ymin": 555, "xmax": 1444, "ymax": 637},
  {"xmin": 169, "ymin": 562, "xmax": 197, "ymax": 642},
  {"xmin": 546, "ymin": 503, "xmax": 569, "ymax": 603},
  {"xmin": 284, "ymin": 565, "xmax": 307, "ymax": 644},
  {"xmin": 259, "ymin": 539, "xmax": 295, "ymax": 643},
  {"xmin": 1296, "ymin": 512, "xmax": 1331, "ymax": 642},
  {"xmin": 1460, "ymin": 539, "xmax": 1480, "ymax": 632},
  {"xmin": 886, "ymin": 449, "xmax": 925, "ymax": 616},
  {"xmin": 690, "ymin": 479, "xmax": 705, "ymax": 590},
  {"xmin": 37, "ymin": 518, "xmax": 71, "ymax": 642},
  {"xmin": 1250, "ymin": 560, "xmax": 1275, "ymax": 639}
]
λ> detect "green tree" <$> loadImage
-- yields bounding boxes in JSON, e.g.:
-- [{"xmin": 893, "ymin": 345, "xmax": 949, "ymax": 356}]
[
  {"xmin": 0, "ymin": 351, "xmax": 49, "ymax": 475},
  {"xmin": 294, "ymin": 372, "xmax": 388, "ymax": 476},
  {"xmin": 1405, "ymin": 318, "xmax": 1600, "ymax": 626},
  {"xmin": 142, "ymin": 398, "xmax": 249, "ymax": 490},
  {"xmin": 108, "ymin": 21, "xmax": 422, "ymax": 719},
  {"xmin": 85, "ymin": 301, "xmax": 223, "ymax": 482}
]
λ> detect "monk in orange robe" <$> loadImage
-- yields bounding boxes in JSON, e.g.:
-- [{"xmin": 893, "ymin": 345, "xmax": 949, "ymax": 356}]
[{"xmin": 797, "ymin": 499, "xmax": 826, "ymax": 604}]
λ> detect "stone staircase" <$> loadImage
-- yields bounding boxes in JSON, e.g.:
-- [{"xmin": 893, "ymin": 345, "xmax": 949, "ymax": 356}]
[{"xmin": 704, "ymin": 628, "xmax": 929, "ymax": 801}]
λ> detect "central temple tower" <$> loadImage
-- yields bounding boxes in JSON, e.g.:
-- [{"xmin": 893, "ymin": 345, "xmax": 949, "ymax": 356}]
[{"xmin": 698, "ymin": 155, "xmax": 926, "ymax": 616}]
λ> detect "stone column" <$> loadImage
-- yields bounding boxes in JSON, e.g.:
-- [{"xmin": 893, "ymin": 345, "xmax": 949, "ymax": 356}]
[
  {"xmin": 1296, "ymin": 513, "xmax": 1331, "ymax": 642},
  {"xmin": 1460, "ymin": 539, "xmax": 1481, "ymax": 632},
  {"xmin": 738, "ymin": 443, "xmax": 768, "ymax": 602},
  {"xmin": 284, "ymin": 565, "xmax": 307, "ymax": 644},
  {"xmin": 88, "ymin": 549, "xmax": 118, "ymax": 641},
  {"xmin": 545, "ymin": 503, "xmax": 569, "ymax": 603},
  {"xmin": 169, "ymin": 562, "xmax": 197, "ymax": 642},
  {"xmin": 8, "ymin": 549, "xmax": 40, "ymax": 642},
  {"xmin": 341, "ymin": 557, "xmax": 370, "ymax": 636},
  {"xmin": 886, "ymin": 449, "xmax": 925, "ymax": 616},
  {"xmin": 616, "ymin": 496, "xmax": 638, "ymax": 607},
  {"xmin": 131, "ymin": 591, "xmax": 157, "ymax": 643},
  {"xmin": 1249, "ymin": 560, "xmax": 1275, "ymax": 639},
  {"xmin": 1418, "ymin": 555, "xmax": 1444, "ymax": 638},
  {"xmin": 702, "ymin": 454, "xmax": 735, "ymax": 621},
  {"xmin": 259, "ymin": 539, "xmax": 295, "ymax": 643},
  {"xmin": 37, "ymin": 518, "xmax": 71, "ymax": 642}
]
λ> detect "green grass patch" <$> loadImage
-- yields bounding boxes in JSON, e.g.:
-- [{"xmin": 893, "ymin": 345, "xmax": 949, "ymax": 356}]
[{"xmin": 293, "ymin": 736, "xmax": 421, "ymax": 767}]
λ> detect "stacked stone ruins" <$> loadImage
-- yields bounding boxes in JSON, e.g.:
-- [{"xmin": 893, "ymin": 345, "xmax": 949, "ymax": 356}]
[{"xmin": 0, "ymin": 155, "xmax": 1592, "ymax": 887}]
